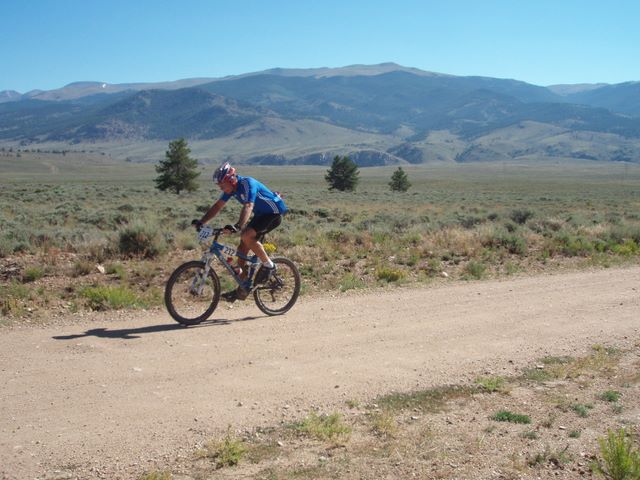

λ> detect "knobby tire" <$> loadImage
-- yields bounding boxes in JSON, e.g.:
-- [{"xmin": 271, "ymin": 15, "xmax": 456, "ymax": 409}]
[{"xmin": 164, "ymin": 260, "xmax": 221, "ymax": 326}]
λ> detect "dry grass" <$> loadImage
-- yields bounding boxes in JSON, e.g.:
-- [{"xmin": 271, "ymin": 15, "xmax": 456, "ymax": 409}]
[
  {"xmin": 1, "ymin": 160, "xmax": 640, "ymax": 322},
  {"xmin": 135, "ymin": 341, "xmax": 640, "ymax": 479}
]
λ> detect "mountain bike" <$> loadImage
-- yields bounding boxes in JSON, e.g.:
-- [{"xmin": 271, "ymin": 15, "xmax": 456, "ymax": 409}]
[{"xmin": 164, "ymin": 226, "xmax": 301, "ymax": 326}]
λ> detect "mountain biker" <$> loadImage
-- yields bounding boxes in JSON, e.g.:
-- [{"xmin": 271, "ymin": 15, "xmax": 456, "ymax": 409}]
[{"xmin": 192, "ymin": 162, "xmax": 288, "ymax": 302}]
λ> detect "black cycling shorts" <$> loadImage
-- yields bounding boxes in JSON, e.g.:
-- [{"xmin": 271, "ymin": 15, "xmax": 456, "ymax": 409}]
[{"xmin": 247, "ymin": 214, "xmax": 282, "ymax": 238}]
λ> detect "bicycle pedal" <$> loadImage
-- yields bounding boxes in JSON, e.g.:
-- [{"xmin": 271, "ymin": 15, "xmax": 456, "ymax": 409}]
[
  {"xmin": 221, "ymin": 290, "xmax": 238, "ymax": 303},
  {"xmin": 235, "ymin": 287, "xmax": 249, "ymax": 300}
]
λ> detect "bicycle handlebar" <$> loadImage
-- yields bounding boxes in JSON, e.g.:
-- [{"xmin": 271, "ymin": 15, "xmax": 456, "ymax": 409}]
[{"xmin": 197, "ymin": 225, "xmax": 233, "ymax": 243}]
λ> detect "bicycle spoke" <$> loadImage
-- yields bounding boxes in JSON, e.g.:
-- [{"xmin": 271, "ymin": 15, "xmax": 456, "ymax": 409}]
[
  {"xmin": 165, "ymin": 261, "xmax": 220, "ymax": 325},
  {"xmin": 253, "ymin": 257, "xmax": 300, "ymax": 315}
]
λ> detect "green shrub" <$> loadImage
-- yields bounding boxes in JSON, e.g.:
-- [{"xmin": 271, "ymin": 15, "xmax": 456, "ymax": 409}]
[
  {"xmin": 556, "ymin": 233, "xmax": 595, "ymax": 257},
  {"xmin": 197, "ymin": 429, "xmax": 247, "ymax": 468},
  {"xmin": 22, "ymin": 266, "xmax": 45, "ymax": 283},
  {"xmin": 80, "ymin": 285, "xmax": 143, "ymax": 311},
  {"xmin": 118, "ymin": 222, "xmax": 166, "ymax": 258},
  {"xmin": 376, "ymin": 267, "xmax": 405, "ymax": 282},
  {"xmin": 609, "ymin": 225, "xmax": 640, "ymax": 245},
  {"xmin": 593, "ymin": 428, "xmax": 640, "ymax": 480},
  {"xmin": 572, "ymin": 403, "xmax": 594, "ymax": 418},
  {"xmin": 510, "ymin": 209, "xmax": 534, "ymax": 225},
  {"xmin": 464, "ymin": 261, "xmax": 486, "ymax": 279},
  {"xmin": 611, "ymin": 240, "xmax": 638, "ymax": 256},
  {"xmin": 490, "ymin": 231, "xmax": 527, "ymax": 255}
]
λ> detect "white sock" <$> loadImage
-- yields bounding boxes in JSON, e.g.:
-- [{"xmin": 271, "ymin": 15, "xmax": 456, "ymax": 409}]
[{"xmin": 264, "ymin": 260, "xmax": 274, "ymax": 268}]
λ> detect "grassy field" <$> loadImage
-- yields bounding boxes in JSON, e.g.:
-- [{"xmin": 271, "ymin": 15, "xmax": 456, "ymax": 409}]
[{"xmin": 1, "ymin": 151, "xmax": 640, "ymax": 321}]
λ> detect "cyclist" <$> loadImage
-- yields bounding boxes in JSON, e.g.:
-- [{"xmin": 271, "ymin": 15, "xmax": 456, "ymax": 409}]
[{"xmin": 192, "ymin": 162, "xmax": 288, "ymax": 302}]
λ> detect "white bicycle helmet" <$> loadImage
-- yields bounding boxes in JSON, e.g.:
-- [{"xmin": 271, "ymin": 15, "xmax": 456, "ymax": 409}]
[{"xmin": 213, "ymin": 162, "xmax": 236, "ymax": 184}]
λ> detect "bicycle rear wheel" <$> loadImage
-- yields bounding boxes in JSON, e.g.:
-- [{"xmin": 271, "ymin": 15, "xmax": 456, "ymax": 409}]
[
  {"xmin": 253, "ymin": 257, "xmax": 301, "ymax": 315},
  {"xmin": 165, "ymin": 261, "xmax": 221, "ymax": 325}
]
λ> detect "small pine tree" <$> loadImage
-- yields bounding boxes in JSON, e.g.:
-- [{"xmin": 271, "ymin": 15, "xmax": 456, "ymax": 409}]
[
  {"xmin": 389, "ymin": 167, "xmax": 411, "ymax": 192},
  {"xmin": 155, "ymin": 138, "xmax": 200, "ymax": 194},
  {"xmin": 325, "ymin": 155, "xmax": 359, "ymax": 192}
]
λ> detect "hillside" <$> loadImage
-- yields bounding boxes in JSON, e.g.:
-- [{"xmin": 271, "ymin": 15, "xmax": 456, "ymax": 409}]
[
  {"xmin": 1, "ymin": 63, "xmax": 639, "ymax": 164},
  {"xmin": 563, "ymin": 81, "xmax": 640, "ymax": 117}
]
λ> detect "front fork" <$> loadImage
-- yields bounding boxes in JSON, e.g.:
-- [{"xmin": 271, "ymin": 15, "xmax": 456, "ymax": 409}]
[{"xmin": 190, "ymin": 256, "xmax": 213, "ymax": 295}]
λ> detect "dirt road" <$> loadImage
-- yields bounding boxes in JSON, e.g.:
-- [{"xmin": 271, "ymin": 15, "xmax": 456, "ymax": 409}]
[{"xmin": 1, "ymin": 266, "xmax": 639, "ymax": 479}]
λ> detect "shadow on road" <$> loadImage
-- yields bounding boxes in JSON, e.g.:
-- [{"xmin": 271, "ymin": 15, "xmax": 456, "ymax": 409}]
[{"xmin": 52, "ymin": 315, "xmax": 264, "ymax": 340}]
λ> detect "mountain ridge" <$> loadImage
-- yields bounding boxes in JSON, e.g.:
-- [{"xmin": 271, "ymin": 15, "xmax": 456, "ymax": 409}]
[{"xmin": 1, "ymin": 63, "xmax": 639, "ymax": 165}]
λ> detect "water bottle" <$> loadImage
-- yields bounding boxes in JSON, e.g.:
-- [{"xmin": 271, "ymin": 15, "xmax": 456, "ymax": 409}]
[{"xmin": 227, "ymin": 257, "xmax": 242, "ymax": 276}]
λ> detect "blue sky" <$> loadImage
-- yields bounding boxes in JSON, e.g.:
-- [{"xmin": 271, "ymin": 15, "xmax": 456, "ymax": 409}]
[{"xmin": 2, "ymin": 0, "xmax": 639, "ymax": 92}]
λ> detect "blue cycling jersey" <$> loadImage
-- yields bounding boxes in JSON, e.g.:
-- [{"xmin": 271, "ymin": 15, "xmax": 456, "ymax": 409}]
[{"xmin": 220, "ymin": 175, "xmax": 288, "ymax": 215}]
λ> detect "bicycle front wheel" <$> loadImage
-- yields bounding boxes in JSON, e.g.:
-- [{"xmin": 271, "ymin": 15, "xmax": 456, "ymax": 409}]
[
  {"xmin": 165, "ymin": 261, "xmax": 221, "ymax": 325},
  {"xmin": 253, "ymin": 257, "xmax": 301, "ymax": 316}
]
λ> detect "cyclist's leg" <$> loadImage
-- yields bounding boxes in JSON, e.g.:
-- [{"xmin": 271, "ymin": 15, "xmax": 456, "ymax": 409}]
[
  {"xmin": 235, "ymin": 238, "xmax": 250, "ymax": 280},
  {"xmin": 244, "ymin": 215, "xmax": 282, "ymax": 284},
  {"xmin": 242, "ymin": 214, "xmax": 282, "ymax": 264}
]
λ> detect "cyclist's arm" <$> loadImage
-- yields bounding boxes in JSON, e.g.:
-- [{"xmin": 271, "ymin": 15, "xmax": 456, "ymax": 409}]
[
  {"xmin": 237, "ymin": 202, "xmax": 254, "ymax": 231},
  {"xmin": 200, "ymin": 199, "xmax": 226, "ymax": 224}
]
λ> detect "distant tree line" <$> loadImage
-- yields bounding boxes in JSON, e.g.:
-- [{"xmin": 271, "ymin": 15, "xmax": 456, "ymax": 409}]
[
  {"xmin": 0, "ymin": 147, "xmax": 106, "ymax": 156},
  {"xmin": 153, "ymin": 141, "xmax": 413, "ymax": 196}
]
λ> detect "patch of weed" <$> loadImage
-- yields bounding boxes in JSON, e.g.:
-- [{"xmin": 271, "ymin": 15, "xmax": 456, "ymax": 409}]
[
  {"xmin": 196, "ymin": 429, "xmax": 247, "ymax": 468},
  {"xmin": 571, "ymin": 403, "xmax": 594, "ymax": 418},
  {"xmin": 339, "ymin": 272, "xmax": 365, "ymax": 292},
  {"xmin": 369, "ymin": 410, "xmax": 398, "ymax": 439},
  {"xmin": 376, "ymin": 385, "xmax": 479, "ymax": 413},
  {"xmin": 294, "ymin": 412, "xmax": 351, "ymax": 443},
  {"xmin": 599, "ymin": 390, "xmax": 622, "ymax": 403},
  {"xmin": 80, "ymin": 285, "xmax": 144, "ymax": 311},
  {"xmin": 491, "ymin": 410, "xmax": 531, "ymax": 424},
  {"xmin": 376, "ymin": 267, "xmax": 405, "ymax": 283},
  {"xmin": 476, "ymin": 376, "xmax": 507, "ymax": 393},
  {"xmin": 138, "ymin": 471, "xmax": 171, "ymax": 480},
  {"xmin": 22, "ymin": 266, "xmax": 45, "ymax": 282}
]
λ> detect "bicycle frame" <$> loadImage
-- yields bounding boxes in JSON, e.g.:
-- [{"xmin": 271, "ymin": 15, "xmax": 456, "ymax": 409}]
[{"xmin": 195, "ymin": 228, "xmax": 263, "ymax": 293}]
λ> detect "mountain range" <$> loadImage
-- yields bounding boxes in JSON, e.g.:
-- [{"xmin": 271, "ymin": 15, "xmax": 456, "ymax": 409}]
[{"xmin": 1, "ymin": 63, "xmax": 639, "ymax": 165}]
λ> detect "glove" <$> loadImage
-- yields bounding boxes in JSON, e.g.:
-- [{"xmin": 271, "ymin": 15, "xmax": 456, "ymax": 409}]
[
  {"xmin": 224, "ymin": 224, "xmax": 240, "ymax": 233},
  {"xmin": 191, "ymin": 219, "xmax": 203, "ymax": 231},
  {"xmin": 197, "ymin": 225, "xmax": 213, "ymax": 242}
]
